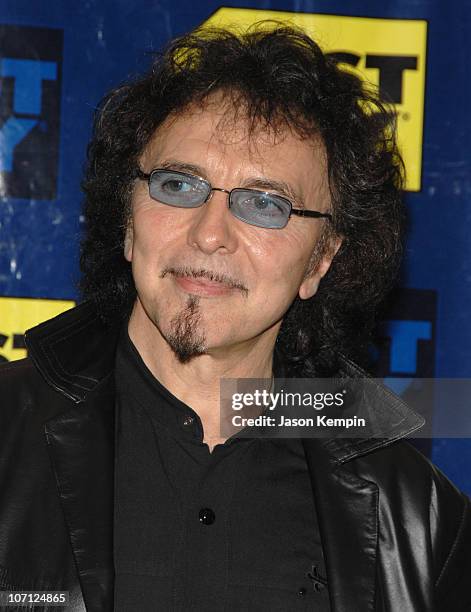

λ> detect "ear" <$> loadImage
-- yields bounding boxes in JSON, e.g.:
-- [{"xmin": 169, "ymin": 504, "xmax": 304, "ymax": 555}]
[
  {"xmin": 298, "ymin": 235, "xmax": 342, "ymax": 300},
  {"xmin": 124, "ymin": 222, "xmax": 134, "ymax": 262}
]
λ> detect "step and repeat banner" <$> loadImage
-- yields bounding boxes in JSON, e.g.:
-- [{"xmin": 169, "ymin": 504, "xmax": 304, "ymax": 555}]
[{"xmin": 0, "ymin": 1, "xmax": 470, "ymax": 493}]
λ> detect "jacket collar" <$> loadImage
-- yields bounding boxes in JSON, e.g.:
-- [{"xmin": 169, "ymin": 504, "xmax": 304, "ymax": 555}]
[
  {"xmin": 26, "ymin": 301, "xmax": 424, "ymax": 612},
  {"xmin": 25, "ymin": 300, "xmax": 122, "ymax": 403}
]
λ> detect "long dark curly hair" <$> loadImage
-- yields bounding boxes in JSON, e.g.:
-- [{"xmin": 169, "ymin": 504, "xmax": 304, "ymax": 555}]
[{"xmin": 80, "ymin": 22, "xmax": 405, "ymax": 376}]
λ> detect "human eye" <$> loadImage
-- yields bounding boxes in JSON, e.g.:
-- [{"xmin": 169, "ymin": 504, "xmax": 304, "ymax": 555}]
[
  {"xmin": 160, "ymin": 176, "xmax": 195, "ymax": 194},
  {"xmin": 149, "ymin": 170, "xmax": 208, "ymax": 207},
  {"xmin": 247, "ymin": 193, "xmax": 286, "ymax": 216}
]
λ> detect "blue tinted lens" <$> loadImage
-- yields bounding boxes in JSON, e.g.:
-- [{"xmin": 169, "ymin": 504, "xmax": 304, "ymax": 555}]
[
  {"xmin": 149, "ymin": 170, "xmax": 210, "ymax": 207},
  {"xmin": 230, "ymin": 189, "xmax": 291, "ymax": 229}
]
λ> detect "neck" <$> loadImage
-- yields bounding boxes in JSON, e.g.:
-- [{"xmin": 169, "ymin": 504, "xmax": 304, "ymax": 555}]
[{"xmin": 127, "ymin": 299, "xmax": 277, "ymax": 450}]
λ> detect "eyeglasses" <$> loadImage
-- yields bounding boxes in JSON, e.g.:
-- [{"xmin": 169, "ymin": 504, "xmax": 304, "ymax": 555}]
[{"xmin": 136, "ymin": 168, "xmax": 332, "ymax": 230}]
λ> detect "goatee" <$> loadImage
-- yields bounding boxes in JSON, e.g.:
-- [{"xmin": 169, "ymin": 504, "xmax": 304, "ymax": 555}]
[{"xmin": 167, "ymin": 295, "xmax": 206, "ymax": 363}]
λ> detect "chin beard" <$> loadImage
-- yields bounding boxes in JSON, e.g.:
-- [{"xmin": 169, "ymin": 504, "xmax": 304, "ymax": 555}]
[{"xmin": 166, "ymin": 295, "xmax": 206, "ymax": 363}]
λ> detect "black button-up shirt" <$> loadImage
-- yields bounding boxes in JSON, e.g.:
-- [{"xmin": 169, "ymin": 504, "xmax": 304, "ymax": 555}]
[{"xmin": 113, "ymin": 323, "xmax": 330, "ymax": 611}]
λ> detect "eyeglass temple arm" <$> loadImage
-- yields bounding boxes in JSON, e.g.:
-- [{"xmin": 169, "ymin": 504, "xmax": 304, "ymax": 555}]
[
  {"xmin": 291, "ymin": 209, "xmax": 332, "ymax": 221},
  {"xmin": 135, "ymin": 169, "xmax": 151, "ymax": 180}
]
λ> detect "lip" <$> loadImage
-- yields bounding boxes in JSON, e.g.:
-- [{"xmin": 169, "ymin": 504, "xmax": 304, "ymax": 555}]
[{"xmin": 173, "ymin": 275, "xmax": 236, "ymax": 297}]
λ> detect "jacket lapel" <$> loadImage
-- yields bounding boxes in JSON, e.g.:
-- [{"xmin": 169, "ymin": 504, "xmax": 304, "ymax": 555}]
[
  {"xmin": 25, "ymin": 303, "xmax": 122, "ymax": 611},
  {"xmin": 303, "ymin": 439, "xmax": 379, "ymax": 611},
  {"xmin": 44, "ymin": 376, "xmax": 115, "ymax": 612},
  {"xmin": 302, "ymin": 357, "xmax": 425, "ymax": 611}
]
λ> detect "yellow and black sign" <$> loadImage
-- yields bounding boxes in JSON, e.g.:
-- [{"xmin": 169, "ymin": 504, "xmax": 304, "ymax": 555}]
[
  {"xmin": 0, "ymin": 296, "xmax": 75, "ymax": 362},
  {"xmin": 203, "ymin": 8, "xmax": 427, "ymax": 192}
]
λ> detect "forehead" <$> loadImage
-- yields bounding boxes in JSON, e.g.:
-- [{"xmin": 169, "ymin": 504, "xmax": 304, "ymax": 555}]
[{"xmin": 140, "ymin": 95, "xmax": 329, "ymax": 204}]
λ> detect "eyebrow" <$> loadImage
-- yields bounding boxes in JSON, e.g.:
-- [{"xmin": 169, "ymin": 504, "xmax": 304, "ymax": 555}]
[{"xmin": 155, "ymin": 158, "xmax": 306, "ymax": 209}]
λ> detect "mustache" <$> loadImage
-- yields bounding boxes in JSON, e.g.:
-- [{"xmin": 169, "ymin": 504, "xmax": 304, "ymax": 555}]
[{"xmin": 161, "ymin": 265, "xmax": 249, "ymax": 296}]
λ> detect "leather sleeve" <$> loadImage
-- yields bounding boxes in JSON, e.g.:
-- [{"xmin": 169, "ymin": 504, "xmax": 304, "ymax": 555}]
[
  {"xmin": 354, "ymin": 440, "xmax": 471, "ymax": 611},
  {"xmin": 434, "ymin": 491, "xmax": 471, "ymax": 610}
]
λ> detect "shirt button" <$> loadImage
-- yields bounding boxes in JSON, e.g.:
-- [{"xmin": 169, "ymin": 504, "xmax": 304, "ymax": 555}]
[
  {"xmin": 199, "ymin": 508, "xmax": 216, "ymax": 525},
  {"xmin": 298, "ymin": 587, "xmax": 307, "ymax": 597},
  {"xmin": 182, "ymin": 415, "xmax": 194, "ymax": 427}
]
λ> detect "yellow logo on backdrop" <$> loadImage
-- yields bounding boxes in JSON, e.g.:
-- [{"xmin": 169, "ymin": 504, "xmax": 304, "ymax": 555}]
[
  {"xmin": 202, "ymin": 8, "xmax": 427, "ymax": 192},
  {"xmin": 0, "ymin": 297, "xmax": 75, "ymax": 362}
]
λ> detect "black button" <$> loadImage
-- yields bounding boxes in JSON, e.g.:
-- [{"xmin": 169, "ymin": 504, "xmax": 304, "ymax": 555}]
[
  {"xmin": 298, "ymin": 587, "xmax": 307, "ymax": 597},
  {"xmin": 182, "ymin": 415, "xmax": 194, "ymax": 427},
  {"xmin": 199, "ymin": 507, "xmax": 215, "ymax": 525}
]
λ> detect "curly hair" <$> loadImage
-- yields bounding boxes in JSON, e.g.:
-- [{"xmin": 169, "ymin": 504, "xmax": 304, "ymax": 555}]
[{"xmin": 80, "ymin": 22, "xmax": 405, "ymax": 376}]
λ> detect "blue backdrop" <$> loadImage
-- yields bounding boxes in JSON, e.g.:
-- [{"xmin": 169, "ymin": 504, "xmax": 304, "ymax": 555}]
[{"xmin": 0, "ymin": 0, "xmax": 470, "ymax": 493}]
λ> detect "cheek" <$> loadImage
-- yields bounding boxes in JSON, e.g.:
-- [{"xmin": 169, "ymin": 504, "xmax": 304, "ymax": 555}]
[
  {"xmin": 247, "ymin": 228, "xmax": 314, "ymax": 289},
  {"xmin": 240, "ymin": 235, "xmax": 314, "ymax": 328},
  {"xmin": 131, "ymin": 206, "xmax": 186, "ymax": 258}
]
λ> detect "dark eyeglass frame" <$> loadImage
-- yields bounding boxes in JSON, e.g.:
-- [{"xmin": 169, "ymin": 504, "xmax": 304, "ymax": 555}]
[{"xmin": 135, "ymin": 168, "xmax": 333, "ymax": 228}]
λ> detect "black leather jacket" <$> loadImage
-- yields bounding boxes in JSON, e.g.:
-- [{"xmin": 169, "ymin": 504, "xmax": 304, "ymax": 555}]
[{"xmin": 0, "ymin": 302, "xmax": 470, "ymax": 611}]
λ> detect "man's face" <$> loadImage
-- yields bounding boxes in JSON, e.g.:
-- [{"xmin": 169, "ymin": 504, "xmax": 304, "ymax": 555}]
[{"xmin": 125, "ymin": 96, "xmax": 339, "ymax": 362}]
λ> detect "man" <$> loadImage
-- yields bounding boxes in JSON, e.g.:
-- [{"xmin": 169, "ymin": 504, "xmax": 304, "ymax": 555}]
[{"xmin": 0, "ymin": 23, "xmax": 469, "ymax": 612}]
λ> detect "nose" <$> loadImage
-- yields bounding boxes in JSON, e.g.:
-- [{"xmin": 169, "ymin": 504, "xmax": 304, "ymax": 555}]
[{"xmin": 186, "ymin": 188, "xmax": 239, "ymax": 255}]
